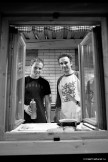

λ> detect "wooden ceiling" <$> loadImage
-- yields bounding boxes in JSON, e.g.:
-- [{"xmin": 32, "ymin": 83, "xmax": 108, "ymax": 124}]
[{"xmin": 12, "ymin": 25, "xmax": 95, "ymax": 42}]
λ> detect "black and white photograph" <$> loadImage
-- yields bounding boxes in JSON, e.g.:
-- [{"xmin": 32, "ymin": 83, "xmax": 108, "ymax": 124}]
[{"xmin": 0, "ymin": 1, "xmax": 108, "ymax": 160}]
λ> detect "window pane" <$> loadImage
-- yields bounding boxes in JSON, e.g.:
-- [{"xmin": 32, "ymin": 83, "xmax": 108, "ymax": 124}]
[
  {"xmin": 84, "ymin": 45, "xmax": 96, "ymax": 116},
  {"xmin": 80, "ymin": 34, "xmax": 97, "ymax": 125},
  {"xmin": 16, "ymin": 79, "xmax": 23, "ymax": 120},
  {"xmin": 15, "ymin": 38, "xmax": 25, "ymax": 125}
]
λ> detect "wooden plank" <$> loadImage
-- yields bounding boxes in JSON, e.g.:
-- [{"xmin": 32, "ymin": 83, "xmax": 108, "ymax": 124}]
[
  {"xmin": 101, "ymin": 17, "xmax": 108, "ymax": 130},
  {"xmin": 1, "ymin": 14, "xmax": 102, "ymax": 25},
  {"xmin": 0, "ymin": 138, "xmax": 108, "ymax": 155},
  {"xmin": 10, "ymin": 31, "xmax": 19, "ymax": 130},
  {"xmin": 4, "ymin": 128, "xmax": 108, "ymax": 141},
  {"xmin": 0, "ymin": 18, "xmax": 9, "ymax": 140},
  {"xmin": 26, "ymin": 39, "xmax": 82, "ymax": 49}
]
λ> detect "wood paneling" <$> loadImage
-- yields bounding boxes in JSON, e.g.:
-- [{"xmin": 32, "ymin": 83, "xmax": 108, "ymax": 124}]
[{"xmin": 26, "ymin": 39, "xmax": 82, "ymax": 49}]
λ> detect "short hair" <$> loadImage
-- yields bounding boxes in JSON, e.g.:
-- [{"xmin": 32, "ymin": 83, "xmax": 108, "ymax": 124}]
[
  {"xmin": 30, "ymin": 57, "xmax": 44, "ymax": 66},
  {"xmin": 58, "ymin": 53, "xmax": 73, "ymax": 62}
]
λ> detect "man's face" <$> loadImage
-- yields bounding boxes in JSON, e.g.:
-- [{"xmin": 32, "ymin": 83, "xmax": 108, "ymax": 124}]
[
  {"xmin": 59, "ymin": 56, "xmax": 72, "ymax": 74},
  {"xmin": 30, "ymin": 62, "xmax": 43, "ymax": 78}
]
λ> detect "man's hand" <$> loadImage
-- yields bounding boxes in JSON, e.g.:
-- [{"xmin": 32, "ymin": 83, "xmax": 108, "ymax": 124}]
[
  {"xmin": 66, "ymin": 94, "xmax": 80, "ymax": 106},
  {"xmin": 24, "ymin": 105, "xmax": 32, "ymax": 116}
]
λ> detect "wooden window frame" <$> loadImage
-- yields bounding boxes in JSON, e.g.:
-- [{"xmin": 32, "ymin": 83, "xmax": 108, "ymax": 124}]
[
  {"xmin": 5, "ymin": 27, "xmax": 26, "ymax": 132},
  {"xmin": 0, "ymin": 16, "xmax": 108, "ymax": 143},
  {"xmin": 78, "ymin": 28, "xmax": 107, "ymax": 130}
]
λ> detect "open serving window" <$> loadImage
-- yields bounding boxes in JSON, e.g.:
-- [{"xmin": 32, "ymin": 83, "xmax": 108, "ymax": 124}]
[{"xmin": 0, "ymin": 16, "xmax": 107, "ymax": 141}]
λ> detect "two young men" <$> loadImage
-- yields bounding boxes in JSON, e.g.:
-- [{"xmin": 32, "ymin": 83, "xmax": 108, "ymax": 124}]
[{"xmin": 24, "ymin": 53, "xmax": 81, "ymax": 124}]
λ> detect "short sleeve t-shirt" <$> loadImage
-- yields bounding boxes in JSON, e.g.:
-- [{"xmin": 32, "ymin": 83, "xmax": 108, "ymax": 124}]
[{"xmin": 24, "ymin": 76, "xmax": 51, "ymax": 123}]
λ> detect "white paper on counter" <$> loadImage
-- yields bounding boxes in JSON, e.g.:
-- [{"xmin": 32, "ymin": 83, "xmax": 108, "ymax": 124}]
[{"xmin": 11, "ymin": 123, "xmax": 60, "ymax": 132}]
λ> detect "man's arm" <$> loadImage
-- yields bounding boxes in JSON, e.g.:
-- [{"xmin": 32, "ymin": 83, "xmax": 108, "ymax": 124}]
[
  {"xmin": 54, "ymin": 76, "xmax": 62, "ymax": 123},
  {"xmin": 44, "ymin": 94, "xmax": 51, "ymax": 123}
]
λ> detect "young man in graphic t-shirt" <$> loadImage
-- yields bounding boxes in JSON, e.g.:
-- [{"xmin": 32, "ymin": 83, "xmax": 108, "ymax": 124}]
[
  {"xmin": 54, "ymin": 53, "xmax": 81, "ymax": 123},
  {"xmin": 24, "ymin": 57, "xmax": 51, "ymax": 123}
]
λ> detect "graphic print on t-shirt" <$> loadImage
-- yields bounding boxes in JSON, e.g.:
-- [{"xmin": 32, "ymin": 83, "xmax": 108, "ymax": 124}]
[
  {"xmin": 25, "ymin": 82, "xmax": 42, "ymax": 89},
  {"xmin": 61, "ymin": 81, "xmax": 76, "ymax": 102}
]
